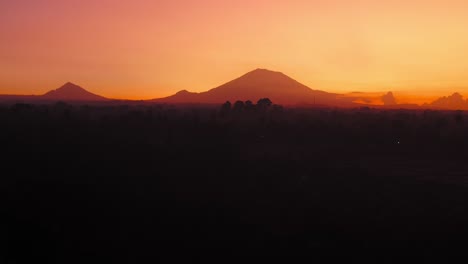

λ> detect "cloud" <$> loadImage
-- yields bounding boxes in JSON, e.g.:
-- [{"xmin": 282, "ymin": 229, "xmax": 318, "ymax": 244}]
[
  {"xmin": 382, "ymin": 92, "xmax": 397, "ymax": 105},
  {"xmin": 427, "ymin": 92, "xmax": 467, "ymax": 109}
]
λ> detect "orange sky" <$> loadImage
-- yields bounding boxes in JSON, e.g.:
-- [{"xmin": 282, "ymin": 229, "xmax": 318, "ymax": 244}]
[{"xmin": 2, "ymin": 0, "xmax": 468, "ymax": 103}]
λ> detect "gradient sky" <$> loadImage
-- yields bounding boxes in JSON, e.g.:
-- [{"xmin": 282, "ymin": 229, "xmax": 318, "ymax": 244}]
[{"xmin": 2, "ymin": 0, "xmax": 468, "ymax": 103}]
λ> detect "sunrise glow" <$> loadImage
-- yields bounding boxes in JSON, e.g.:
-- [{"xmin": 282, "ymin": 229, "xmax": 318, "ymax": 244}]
[{"xmin": 2, "ymin": 0, "xmax": 468, "ymax": 102}]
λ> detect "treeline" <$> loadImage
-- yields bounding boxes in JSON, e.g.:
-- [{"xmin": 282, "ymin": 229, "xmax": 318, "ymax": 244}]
[
  {"xmin": 2, "ymin": 101, "xmax": 468, "ymax": 160},
  {"xmin": 2, "ymin": 102, "xmax": 468, "ymax": 262}
]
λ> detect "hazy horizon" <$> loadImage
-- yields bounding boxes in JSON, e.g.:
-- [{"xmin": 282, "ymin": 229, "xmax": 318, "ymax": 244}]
[{"xmin": 0, "ymin": 68, "xmax": 456, "ymax": 106}]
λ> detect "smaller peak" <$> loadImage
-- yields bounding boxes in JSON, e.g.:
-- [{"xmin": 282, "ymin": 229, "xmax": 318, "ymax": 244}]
[
  {"xmin": 42, "ymin": 82, "xmax": 106, "ymax": 100},
  {"xmin": 176, "ymin": 90, "xmax": 192, "ymax": 95}
]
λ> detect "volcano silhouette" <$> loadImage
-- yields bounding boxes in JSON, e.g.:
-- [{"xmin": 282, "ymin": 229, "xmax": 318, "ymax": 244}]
[
  {"xmin": 154, "ymin": 69, "xmax": 343, "ymax": 105},
  {"xmin": 42, "ymin": 82, "xmax": 107, "ymax": 101}
]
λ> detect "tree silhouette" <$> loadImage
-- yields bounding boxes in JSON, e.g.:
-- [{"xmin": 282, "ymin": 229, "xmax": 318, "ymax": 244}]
[
  {"xmin": 272, "ymin": 104, "xmax": 284, "ymax": 113},
  {"xmin": 233, "ymin": 101, "xmax": 245, "ymax": 112},
  {"xmin": 257, "ymin": 98, "xmax": 272, "ymax": 108},
  {"xmin": 220, "ymin": 101, "xmax": 232, "ymax": 116},
  {"xmin": 245, "ymin": 100, "xmax": 254, "ymax": 111}
]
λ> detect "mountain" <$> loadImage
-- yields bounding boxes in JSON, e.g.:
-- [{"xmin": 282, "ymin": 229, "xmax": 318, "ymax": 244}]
[
  {"xmin": 42, "ymin": 82, "xmax": 107, "ymax": 101},
  {"xmin": 154, "ymin": 69, "xmax": 347, "ymax": 106}
]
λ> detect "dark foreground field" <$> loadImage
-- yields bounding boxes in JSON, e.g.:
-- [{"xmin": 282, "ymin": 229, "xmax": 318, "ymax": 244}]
[{"xmin": 2, "ymin": 102, "xmax": 468, "ymax": 262}]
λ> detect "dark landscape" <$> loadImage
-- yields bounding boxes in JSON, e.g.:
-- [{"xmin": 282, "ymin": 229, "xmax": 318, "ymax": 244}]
[
  {"xmin": 4, "ymin": 1, "xmax": 468, "ymax": 262},
  {"xmin": 2, "ymin": 69, "xmax": 468, "ymax": 263},
  {"xmin": 2, "ymin": 70, "xmax": 468, "ymax": 263},
  {"xmin": 2, "ymin": 94, "xmax": 468, "ymax": 262}
]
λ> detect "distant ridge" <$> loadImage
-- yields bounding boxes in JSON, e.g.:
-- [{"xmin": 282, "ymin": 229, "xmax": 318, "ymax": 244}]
[
  {"xmin": 153, "ymin": 69, "xmax": 349, "ymax": 106},
  {"xmin": 42, "ymin": 82, "xmax": 107, "ymax": 101},
  {"xmin": 1, "ymin": 73, "xmax": 467, "ymax": 109}
]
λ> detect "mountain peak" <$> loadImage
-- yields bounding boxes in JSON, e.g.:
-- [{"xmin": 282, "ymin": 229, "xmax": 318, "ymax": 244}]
[
  {"xmin": 175, "ymin": 90, "xmax": 194, "ymax": 95},
  {"xmin": 63, "ymin": 81, "xmax": 79, "ymax": 86},
  {"xmin": 155, "ymin": 68, "xmax": 340, "ymax": 105},
  {"xmin": 58, "ymin": 82, "xmax": 86, "ymax": 91},
  {"xmin": 244, "ymin": 68, "xmax": 285, "ymax": 77},
  {"xmin": 42, "ymin": 82, "xmax": 107, "ymax": 101},
  {"xmin": 251, "ymin": 68, "xmax": 280, "ymax": 73}
]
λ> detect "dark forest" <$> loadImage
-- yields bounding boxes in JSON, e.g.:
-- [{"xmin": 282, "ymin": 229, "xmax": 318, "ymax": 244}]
[{"xmin": 2, "ymin": 101, "xmax": 468, "ymax": 262}]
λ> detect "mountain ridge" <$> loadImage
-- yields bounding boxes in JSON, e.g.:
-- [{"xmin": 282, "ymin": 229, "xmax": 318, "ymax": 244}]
[
  {"xmin": 2, "ymin": 70, "xmax": 468, "ymax": 109},
  {"xmin": 42, "ymin": 82, "xmax": 107, "ymax": 101},
  {"xmin": 153, "ymin": 68, "xmax": 346, "ymax": 106}
]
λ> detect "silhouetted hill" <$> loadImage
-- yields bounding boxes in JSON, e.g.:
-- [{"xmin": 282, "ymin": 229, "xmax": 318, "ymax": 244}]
[
  {"xmin": 42, "ymin": 82, "xmax": 107, "ymax": 101},
  {"xmin": 154, "ymin": 69, "xmax": 349, "ymax": 106}
]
